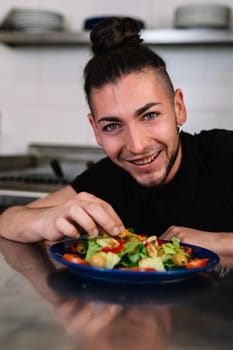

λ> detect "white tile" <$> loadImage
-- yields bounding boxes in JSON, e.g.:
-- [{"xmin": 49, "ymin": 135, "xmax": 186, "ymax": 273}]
[
  {"xmin": 0, "ymin": 106, "xmax": 96, "ymax": 154},
  {"xmin": 36, "ymin": 48, "xmax": 90, "ymax": 107},
  {"xmin": 184, "ymin": 110, "xmax": 233, "ymax": 134}
]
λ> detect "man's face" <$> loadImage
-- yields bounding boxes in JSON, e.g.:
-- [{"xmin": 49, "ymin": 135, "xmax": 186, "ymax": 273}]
[{"xmin": 88, "ymin": 68, "xmax": 187, "ymax": 187}]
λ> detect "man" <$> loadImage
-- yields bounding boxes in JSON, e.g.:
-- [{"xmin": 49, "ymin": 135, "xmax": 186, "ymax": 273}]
[{"xmin": 0, "ymin": 17, "xmax": 232, "ymax": 256}]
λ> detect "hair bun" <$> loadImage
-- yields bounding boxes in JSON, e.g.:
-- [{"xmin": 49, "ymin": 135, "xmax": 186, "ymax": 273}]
[{"xmin": 90, "ymin": 17, "xmax": 143, "ymax": 55}]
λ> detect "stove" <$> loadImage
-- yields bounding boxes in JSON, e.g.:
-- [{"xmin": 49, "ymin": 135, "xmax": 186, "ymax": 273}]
[{"xmin": 0, "ymin": 144, "xmax": 105, "ymax": 211}]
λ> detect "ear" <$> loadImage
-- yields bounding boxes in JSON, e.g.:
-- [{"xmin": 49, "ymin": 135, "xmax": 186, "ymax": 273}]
[
  {"xmin": 87, "ymin": 113, "xmax": 103, "ymax": 146},
  {"xmin": 174, "ymin": 89, "xmax": 187, "ymax": 127}
]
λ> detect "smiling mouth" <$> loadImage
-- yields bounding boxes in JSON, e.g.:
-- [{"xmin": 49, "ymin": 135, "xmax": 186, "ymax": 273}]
[{"xmin": 130, "ymin": 151, "xmax": 161, "ymax": 166}]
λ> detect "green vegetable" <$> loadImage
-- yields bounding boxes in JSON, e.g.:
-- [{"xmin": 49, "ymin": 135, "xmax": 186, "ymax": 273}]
[
  {"xmin": 85, "ymin": 239, "xmax": 102, "ymax": 261},
  {"xmin": 84, "ymin": 232, "xmax": 191, "ymax": 271},
  {"xmin": 118, "ymin": 242, "xmax": 148, "ymax": 267}
]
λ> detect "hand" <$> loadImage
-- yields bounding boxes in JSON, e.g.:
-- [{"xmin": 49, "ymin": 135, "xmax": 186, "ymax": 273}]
[
  {"xmin": 160, "ymin": 226, "xmax": 221, "ymax": 253},
  {"xmin": 0, "ymin": 187, "xmax": 125, "ymax": 243},
  {"xmin": 32, "ymin": 191, "xmax": 125, "ymax": 242},
  {"xmin": 54, "ymin": 302, "xmax": 171, "ymax": 350},
  {"xmin": 54, "ymin": 301, "xmax": 122, "ymax": 337}
]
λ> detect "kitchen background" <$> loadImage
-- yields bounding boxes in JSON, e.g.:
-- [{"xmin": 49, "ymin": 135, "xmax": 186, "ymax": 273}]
[{"xmin": 0, "ymin": 0, "xmax": 233, "ymax": 154}]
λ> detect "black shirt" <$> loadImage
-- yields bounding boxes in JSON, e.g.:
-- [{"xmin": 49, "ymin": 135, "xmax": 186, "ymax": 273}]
[{"xmin": 71, "ymin": 129, "xmax": 233, "ymax": 236}]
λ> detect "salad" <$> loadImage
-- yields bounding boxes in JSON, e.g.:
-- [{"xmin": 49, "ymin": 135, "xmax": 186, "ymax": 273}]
[{"xmin": 63, "ymin": 229, "xmax": 209, "ymax": 271}]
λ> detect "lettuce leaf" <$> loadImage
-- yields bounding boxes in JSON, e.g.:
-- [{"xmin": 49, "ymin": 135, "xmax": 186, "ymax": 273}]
[
  {"xmin": 85, "ymin": 239, "xmax": 102, "ymax": 261},
  {"xmin": 139, "ymin": 257, "xmax": 165, "ymax": 271}
]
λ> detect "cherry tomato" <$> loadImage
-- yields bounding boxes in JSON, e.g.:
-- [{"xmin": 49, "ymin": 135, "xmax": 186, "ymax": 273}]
[
  {"xmin": 63, "ymin": 253, "xmax": 89, "ymax": 265},
  {"xmin": 186, "ymin": 258, "xmax": 209, "ymax": 269}
]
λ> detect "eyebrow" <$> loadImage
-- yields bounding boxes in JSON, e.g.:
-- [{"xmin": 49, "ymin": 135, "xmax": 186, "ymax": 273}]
[
  {"xmin": 97, "ymin": 116, "xmax": 119, "ymax": 124},
  {"xmin": 135, "ymin": 102, "xmax": 161, "ymax": 116},
  {"xmin": 97, "ymin": 102, "xmax": 161, "ymax": 124}
]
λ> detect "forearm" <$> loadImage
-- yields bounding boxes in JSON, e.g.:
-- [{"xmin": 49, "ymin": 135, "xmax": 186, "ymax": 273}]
[
  {"xmin": 0, "ymin": 205, "xmax": 46, "ymax": 243},
  {"xmin": 214, "ymin": 232, "xmax": 233, "ymax": 256},
  {"xmin": 0, "ymin": 190, "xmax": 125, "ymax": 243},
  {"xmin": 160, "ymin": 226, "xmax": 233, "ymax": 257}
]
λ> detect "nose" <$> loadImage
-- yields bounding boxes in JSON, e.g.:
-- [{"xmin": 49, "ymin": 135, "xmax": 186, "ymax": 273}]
[{"xmin": 126, "ymin": 123, "xmax": 148, "ymax": 154}]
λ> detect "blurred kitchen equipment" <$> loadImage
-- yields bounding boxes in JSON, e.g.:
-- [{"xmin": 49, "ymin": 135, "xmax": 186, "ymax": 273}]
[
  {"xmin": 0, "ymin": 144, "xmax": 105, "ymax": 211},
  {"xmin": 174, "ymin": 3, "xmax": 231, "ymax": 29},
  {"xmin": 83, "ymin": 16, "xmax": 145, "ymax": 30},
  {"xmin": 0, "ymin": 8, "xmax": 65, "ymax": 32},
  {"xmin": 50, "ymin": 158, "xmax": 65, "ymax": 181}
]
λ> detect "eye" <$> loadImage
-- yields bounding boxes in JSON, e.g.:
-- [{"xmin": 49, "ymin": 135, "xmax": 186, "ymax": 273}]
[
  {"xmin": 144, "ymin": 112, "xmax": 158, "ymax": 120},
  {"xmin": 103, "ymin": 123, "xmax": 120, "ymax": 132}
]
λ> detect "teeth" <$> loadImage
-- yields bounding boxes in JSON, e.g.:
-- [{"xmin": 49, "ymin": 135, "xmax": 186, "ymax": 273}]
[{"xmin": 133, "ymin": 152, "xmax": 158, "ymax": 165}]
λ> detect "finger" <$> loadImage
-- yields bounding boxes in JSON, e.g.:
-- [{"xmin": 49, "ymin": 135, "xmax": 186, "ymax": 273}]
[
  {"xmin": 86, "ymin": 194, "xmax": 124, "ymax": 226},
  {"xmin": 76, "ymin": 193, "xmax": 125, "ymax": 236},
  {"xmin": 60, "ymin": 302, "xmax": 96, "ymax": 335},
  {"xmin": 54, "ymin": 299, "xmax": 81, "ymax": 323},
  {"xmin": 160, "ymin": 226, "xmax": 179, "ymax": 240},
  {"xmin": 57, "ymin": 202, "xmax": 123, "ymax": 238},
  {"xmin": 55, "ymin": 217, "xmax": 80, "ymax": 238},
  {"xmin": 80, "ymin": 201, "xmax": 125, "ymax": 236},
  {"xmin": 84, "ymin": 304, "xmax": 122, "ymax": 337},
  {"xmin": 69, "ymin": 205, "xmax": 101, "ymax": 237}
]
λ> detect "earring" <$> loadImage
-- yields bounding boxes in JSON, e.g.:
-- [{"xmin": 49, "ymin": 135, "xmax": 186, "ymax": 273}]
[{"xmin": 177, "ymin": 124, "xmax": 182, "ymax": 133}]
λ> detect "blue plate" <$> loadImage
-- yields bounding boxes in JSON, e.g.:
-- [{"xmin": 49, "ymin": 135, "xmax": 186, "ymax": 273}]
[{"xmin": 47, "ymin": 239, "xmax": 220, "ymax": 284}]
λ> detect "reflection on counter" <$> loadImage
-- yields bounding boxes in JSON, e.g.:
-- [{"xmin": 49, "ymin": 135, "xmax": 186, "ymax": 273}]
[{"xmin": 1, "ymin": 236, "xmax": 233, "ymax": 350}]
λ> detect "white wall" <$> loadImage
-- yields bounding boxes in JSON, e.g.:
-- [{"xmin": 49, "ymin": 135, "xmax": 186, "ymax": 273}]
[{"xmin": 0, "ymin": 0, "xmax": 233, "ymax": 154}]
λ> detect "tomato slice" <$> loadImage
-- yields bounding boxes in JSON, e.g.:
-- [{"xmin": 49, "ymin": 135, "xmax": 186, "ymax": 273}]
[
  {"xmin": 101, "ymin": 239, "xmax": 125, "ymax": 253},
  {"xmin": 186, "ymin": 258, "xmax": 209, "ymax": 269},
  {"xmin": 63, "ymin": 253, "xmax": 89, "ymax": 265}
]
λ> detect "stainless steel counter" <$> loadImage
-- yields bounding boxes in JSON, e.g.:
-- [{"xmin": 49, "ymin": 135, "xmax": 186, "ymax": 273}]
[{"xmin": 0, "ymin": 237, "xmax": 232, "ymax": 350}]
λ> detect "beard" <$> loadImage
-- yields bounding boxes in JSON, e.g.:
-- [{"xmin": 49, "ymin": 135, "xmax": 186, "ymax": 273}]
[
  {"xmin": 159, "ymin": 137, "xmax": 181, "ymax": 186},
  {"xmin": 132, "ymin": 137, "xmax": 181, "ymax": 188}
]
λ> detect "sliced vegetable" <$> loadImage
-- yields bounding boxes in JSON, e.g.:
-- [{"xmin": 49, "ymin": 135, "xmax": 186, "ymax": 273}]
[
  {"xmin": 96, "ymin": 236, "xmax": 120, "ymax": 249},
  {"xmin": 186, "ymin": 258, "xmax": 209, "ymax": 269},
  {"xmin": 63, "ymin": 253, "xmax": 89, "ymax": 265},
  {"xmin": 101, "ymin": 239, "xmax": 125, "ymax": 253}
]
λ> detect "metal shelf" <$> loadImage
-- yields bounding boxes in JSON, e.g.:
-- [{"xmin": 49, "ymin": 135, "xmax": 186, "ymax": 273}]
[
  {"xmin": 142, "ymin": 28, "xmax": 233, "ymax": 45},
  {"xmin": 0, "ymin": 29, "xmax": 233, "ymax": 47},
  {"xmin": 0, "ymin": 30, "xmax": 90, "ymax": 46}
]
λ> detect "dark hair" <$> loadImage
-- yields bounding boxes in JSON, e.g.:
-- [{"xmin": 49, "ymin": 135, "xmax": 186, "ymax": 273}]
[{"xmin": 84, "ymin": 17, "xmax": 174, "ymax": 107}]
